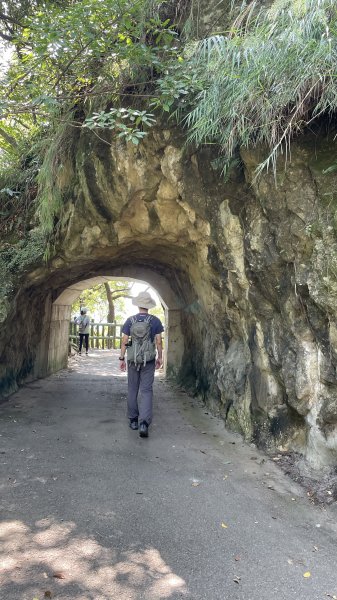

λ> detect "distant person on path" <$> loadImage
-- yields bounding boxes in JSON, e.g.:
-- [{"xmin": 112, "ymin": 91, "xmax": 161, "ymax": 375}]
[
  {"xmin": 119, "ymin": 291, "xmax": 164, "ymax": 438},
  {"xmin": 74, "ymin": 307, "xmax": 90, "ymax": 356}
]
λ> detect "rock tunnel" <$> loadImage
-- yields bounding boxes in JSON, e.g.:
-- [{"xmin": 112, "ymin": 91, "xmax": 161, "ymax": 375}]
[{"xmin": 2, "ymin": 126, "xmax": 337, "ymax": 469}]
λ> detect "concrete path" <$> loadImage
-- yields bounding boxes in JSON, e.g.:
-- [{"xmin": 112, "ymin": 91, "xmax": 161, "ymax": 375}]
[{"xmin": 1, "ymin": 350, "xmax": 337, "ymax": 600}]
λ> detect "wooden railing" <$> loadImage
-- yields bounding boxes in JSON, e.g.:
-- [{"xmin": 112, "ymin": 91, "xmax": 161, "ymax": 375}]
[{"xmin": 69, "ymin": 321, "xmax": 123, "ymax": 350}]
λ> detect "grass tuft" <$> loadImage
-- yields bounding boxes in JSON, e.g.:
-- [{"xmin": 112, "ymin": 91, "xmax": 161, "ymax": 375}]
[{"xmin": 181, "ymin": 0, "xmax": 337, "ymax": 177}]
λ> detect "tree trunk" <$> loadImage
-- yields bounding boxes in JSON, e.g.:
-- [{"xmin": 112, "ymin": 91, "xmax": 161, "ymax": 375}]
[{"xmin": 104, "ymin": 282, "xmax": 115, "ymax": 322}]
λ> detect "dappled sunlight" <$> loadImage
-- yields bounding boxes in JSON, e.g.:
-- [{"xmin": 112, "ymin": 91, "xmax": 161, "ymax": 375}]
[
  {"xmin": 33, "ymin": 521, "xmax": 77, "ymax": 548},
  {"xmin": 0, "ymin": 518, "xmax": 187, "ymax": 599},
  {"xmin": 69, "ymin": 348, "xmax": 127, "ymax": 378},
  {"xmin": 69, "ymin": 349, "xmax": 163, "ymax": 379}
]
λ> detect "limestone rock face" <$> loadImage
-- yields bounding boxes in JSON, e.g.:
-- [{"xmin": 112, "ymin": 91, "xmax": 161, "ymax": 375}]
[{"xmin": 2, "ymin": 125, "xmax": 337, "ymax": 469}]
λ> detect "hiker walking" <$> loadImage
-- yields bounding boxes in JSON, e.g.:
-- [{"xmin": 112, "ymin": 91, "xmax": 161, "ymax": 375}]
[
  {"xmin": 119, "ymin": 291, "xmax": 164, "ymax": 438},
  {"xmin": 74, "ymin": 307, "xmax": 90, "ymax": 355}
]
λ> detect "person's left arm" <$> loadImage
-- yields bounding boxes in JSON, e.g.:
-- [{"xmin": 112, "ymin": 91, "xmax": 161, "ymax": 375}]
[{"xmin": 155, "ymin": 333, "xmax": 163, "ymax": 370}]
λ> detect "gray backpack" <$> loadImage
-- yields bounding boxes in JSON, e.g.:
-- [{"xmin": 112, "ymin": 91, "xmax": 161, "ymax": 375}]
[{"xmin": 127, "ymin": 316, "xmax": 156, "ymax": 367}]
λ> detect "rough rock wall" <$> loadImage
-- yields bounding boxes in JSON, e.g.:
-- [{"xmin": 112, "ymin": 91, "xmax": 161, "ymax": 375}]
[
  {"xmin": 1, "ymin": 125, "xmax": 337, "ymax": 469},
  {"xmin": 238, "ymin": 136, "xmax": 337, "ymax": 468}
]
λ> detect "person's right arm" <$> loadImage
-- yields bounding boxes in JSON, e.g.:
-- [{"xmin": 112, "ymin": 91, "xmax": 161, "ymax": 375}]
[{"xmin": 119, "ymin": 333, "xmax": 129, "ymax": 372}]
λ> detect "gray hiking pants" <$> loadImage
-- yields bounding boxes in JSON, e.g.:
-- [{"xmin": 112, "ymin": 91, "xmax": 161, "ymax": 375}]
[{"xmin": 127, "ymin": 360, "xmax": 155, "ymax": 425}]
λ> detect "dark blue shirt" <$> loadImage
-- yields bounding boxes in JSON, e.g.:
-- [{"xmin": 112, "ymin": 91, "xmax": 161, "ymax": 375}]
[{"xmin": 122, "ymin": 313, "xmax": 164, "ymax": 342}]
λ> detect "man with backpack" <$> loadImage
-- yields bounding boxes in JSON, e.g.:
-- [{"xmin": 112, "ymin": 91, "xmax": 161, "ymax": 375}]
[{"xmin": 119, "ymin": 291, "xmax": 164, "ymax": 438}]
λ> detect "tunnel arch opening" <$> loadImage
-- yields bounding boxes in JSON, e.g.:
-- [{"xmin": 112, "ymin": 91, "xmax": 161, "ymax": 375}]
[
  {"xmin": 68, "ymin": 278, "xmax": 165, "ymax": 357},
  {"xmin": 38, "ymin": 264, "xmax": 187, "ymax": 381},
  {"xmin": 2, "ymin": 235, "xmax": 211, "ymax": 405}
]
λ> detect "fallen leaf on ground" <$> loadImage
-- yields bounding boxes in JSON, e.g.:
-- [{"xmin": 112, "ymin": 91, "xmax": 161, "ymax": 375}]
[
  {"xmin": 53, "ymin": 572, "xmax": 65, "ymax": 579},
  {"xmin": 221, "ymin": 522, "xmax": 228, "ymax": 528},
  {"xmin": 192, "ymin": 482, "xmax": 200, "ymax": 487},
  {"xmin": 233, "ymin": 577, "xmax": 241, "ymax": 583},
  {"xmin": 303, "ymin": 572, "xmax": 311, "ymax": 578},
  {"xmin": 44, "ymin": 591, "xmax": 52, "ymax": 598},
  {"xmin": 234, "ymin": 556, "xmax": 241, "ymax": 561}
]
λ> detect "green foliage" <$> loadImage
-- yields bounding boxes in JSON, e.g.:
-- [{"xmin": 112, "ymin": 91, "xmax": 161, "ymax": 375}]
[
  {"xmin": 0, "ymin": 228, "xmax": 47, "ymax": 321},
  {"xmin": 148, "ymin": 302, "xmax": 165, "ymax": 322},
  {"xmin": 72, "ymin": 285, "xmax": 109, "ymax": 321},
  {"xmin": 150, "ymin": 65, "xmax": 192, "ymax": 113},
  {"xmin": 0, "ymin": 137, "xmax": 41, "ymax": 239},
  {"xmin": 178, "ymin": 0, "xmax": 337, "ymax": 176},
  {"xmin": 0, "ymin": 228, "xmax": 46, "ymax": 274},
  {"xmin": 35, "ymin": 116, "xmax": 77, "ymax": 238},
  {"xmin": 72, "ymin": 280, "xmax": 134, "ymax": 321},
  {"xmin": 0, "ymin": 0, "xmax": 180, "ymax": 127},
  {"xmin": 84, "ymin": 108, "xmax": 156, "ymax": 144},
  {"xmin": 323, "ymin": 163, "xmax": 337, "ymax": 174}
]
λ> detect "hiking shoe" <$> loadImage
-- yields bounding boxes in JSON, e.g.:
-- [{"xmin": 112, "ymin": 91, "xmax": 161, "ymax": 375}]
[
  {"xmin": 86, "ymin": 352, "xmax": 88, "ymax": 355},
  {"xmin": 129, "ymin": 419, "xmax": 138, "ymax": 430},
  {"xmin": 139, "ymin": 421, "xmax": 149, "ymax": 438},
  {"xmin": 78, "ymin": 352, "xmax": 81, "ymax": 355}
]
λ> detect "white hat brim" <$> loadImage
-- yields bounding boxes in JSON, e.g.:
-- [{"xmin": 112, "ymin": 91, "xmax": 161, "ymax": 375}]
[{"xmin": 132, "ymin": 294, "xmax": 156, "ymax": 309}]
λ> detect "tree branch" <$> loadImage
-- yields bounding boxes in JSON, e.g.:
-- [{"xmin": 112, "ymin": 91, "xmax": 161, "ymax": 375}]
[
  {"xmin": 0, "ymin": 126, "xmax": 18, "ymax": 151},
  {"xmin": 0, "ymin": 31, "xmax": 14, "ymax": 41},
  {"xmin": 0, "ymin": 11, "xmax": 25, "ymax": 28}
]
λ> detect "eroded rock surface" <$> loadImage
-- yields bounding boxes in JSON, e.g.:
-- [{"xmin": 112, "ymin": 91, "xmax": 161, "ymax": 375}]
[{"xmin": 1, "ymin": 125, "xmax": 337, "ymax": 469}]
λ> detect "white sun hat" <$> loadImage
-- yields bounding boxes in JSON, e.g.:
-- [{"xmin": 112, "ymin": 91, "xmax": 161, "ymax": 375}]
[{"xmin": 132, "ymin": 291, "xmax": 156, "ymax": 309}]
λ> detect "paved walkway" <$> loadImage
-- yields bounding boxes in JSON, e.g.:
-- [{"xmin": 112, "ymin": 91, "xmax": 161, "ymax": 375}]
[{"xmin": 1, "ymin": 350, "xmax": 337, "ymax": 600}]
